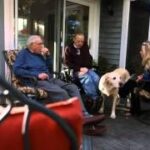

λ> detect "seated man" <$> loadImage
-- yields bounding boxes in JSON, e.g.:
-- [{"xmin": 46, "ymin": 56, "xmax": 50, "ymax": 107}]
[
  {"xmin": 13, "ymin": 35, "xmax": 106, "ymax": 135},
  {"xmin": 65, "ymin": 33, "xmax": 101, "ymax": 103}
]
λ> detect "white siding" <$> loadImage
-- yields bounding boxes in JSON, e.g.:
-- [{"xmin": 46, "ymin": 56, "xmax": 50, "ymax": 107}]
[{"xmin": 99, "ymin": 0, "xmax": 123, "ymax": 69}]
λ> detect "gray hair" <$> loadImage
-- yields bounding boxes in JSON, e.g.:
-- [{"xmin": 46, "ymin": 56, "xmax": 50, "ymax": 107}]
[{"xmin": 26, "ymin": 35, "xmax": 42, "ymax": 48}]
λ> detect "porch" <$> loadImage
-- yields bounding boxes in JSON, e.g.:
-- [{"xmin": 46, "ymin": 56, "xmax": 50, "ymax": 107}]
[
  {"xmin": 92, "ymin": 115, "xmax": 150, "ymax": 150},
  {"xmin": 86, "ymin": 103, "xmax": 150, "ymax": 150}
]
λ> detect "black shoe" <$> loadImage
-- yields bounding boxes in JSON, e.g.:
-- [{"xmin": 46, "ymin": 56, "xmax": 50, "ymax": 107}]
[
  {"xmin": 83, "ymin": 114, "xmax": 106, "ymax": 126},
  {"xmin": 83, "ymin": 125, "xmax": 107, "ymax": 136}
]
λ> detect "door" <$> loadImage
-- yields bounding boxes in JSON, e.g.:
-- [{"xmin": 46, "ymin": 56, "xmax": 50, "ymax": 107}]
[
  {"xmin": 62, "ymin": 0, "xmax": 100, "ymax": 62},
  {"xmin": 126, "ymin": 1, "xmax": 150, "ymax": 74},
  {"xmin": 65, "ymin": 1, "xmax": 89, "ymax": 45},
  {"xmin": 15, "ymin": 0, "xmax": 63, "ymax": 72}
]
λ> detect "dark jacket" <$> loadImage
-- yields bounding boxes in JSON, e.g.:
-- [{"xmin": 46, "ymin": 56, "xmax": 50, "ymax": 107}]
[
  {"xmin": 143, "ymin": 70, "xmax": 150, "ymax": 80},
  {"xmin": 65, "ymin": 43, "xmax": 93, "ymax": 72}
]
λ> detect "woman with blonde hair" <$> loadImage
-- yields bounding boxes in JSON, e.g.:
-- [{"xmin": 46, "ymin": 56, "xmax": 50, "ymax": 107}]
[
  {"xmin": 138, "ymin": 41, "xmax": 150, "ymax": 80},
  {"xmin": 119, "ymin": 41, "xmax": 150, "ymax": 116}
]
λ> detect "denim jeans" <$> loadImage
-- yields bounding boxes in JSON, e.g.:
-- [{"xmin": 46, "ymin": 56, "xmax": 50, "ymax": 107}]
[{"xmin": 77, "ymin": 69, "xmax": 100, "ymax": 100}]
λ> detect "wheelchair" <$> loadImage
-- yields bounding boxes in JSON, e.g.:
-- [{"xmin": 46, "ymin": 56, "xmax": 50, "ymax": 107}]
[{"xmin": 60, "ymin": 67, "xmax": 102, "ymax": 114}]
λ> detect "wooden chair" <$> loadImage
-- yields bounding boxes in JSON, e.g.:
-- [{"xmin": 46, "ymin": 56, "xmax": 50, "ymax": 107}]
[
  {"xmin": 3, "ymin": 50, "xmax": 48, "ymax": 103},
  {"xmin": 1, "ymin": 50, "xmax": 84, "ymax": 149}
]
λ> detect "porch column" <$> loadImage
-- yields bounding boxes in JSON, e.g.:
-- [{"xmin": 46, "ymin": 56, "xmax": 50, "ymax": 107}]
[
  {"xmin": 119, "ymin": 0, "xmax": 130, "ymax": 67},
  {"xmin": 0, "ymin": 0, "xmax": 5, "ymax": 77},
  {"xmin": 0, "ymin": 0, "xmax": 14, "ymax": 78}
]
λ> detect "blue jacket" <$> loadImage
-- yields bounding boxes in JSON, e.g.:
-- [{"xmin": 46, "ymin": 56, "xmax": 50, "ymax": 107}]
[
  {"xmin": 143, "ymin": 70, "xmax": 150, "ymax": 80},
  {"xmin": 13, "ymin": 48, "xmax": 53, "ymax": 79}
]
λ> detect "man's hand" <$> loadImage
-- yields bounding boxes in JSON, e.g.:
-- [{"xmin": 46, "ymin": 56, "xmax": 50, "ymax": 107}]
[
  {"xmin": 78, "ymin": 67, "xmax": 88, "ymax": 76},
  {"xmin": 41, "ymin": 47, "xmax": 50, "ymax": 56},
  {"xmin": 38, "ymin": 73, "xmax": 49, "ymax": 80}
]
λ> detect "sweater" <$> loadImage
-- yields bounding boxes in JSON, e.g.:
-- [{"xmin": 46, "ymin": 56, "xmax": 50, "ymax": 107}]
[
  {"xmin": 65, "ymin": 43, "xmax": 93, "ymax": 72},
  {"xmin": 13, "ymin": 48, "xmax": 53, "ymax": 79}
]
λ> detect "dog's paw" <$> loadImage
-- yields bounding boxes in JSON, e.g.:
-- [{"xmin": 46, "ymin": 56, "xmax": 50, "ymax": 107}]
[{"xmin": 110, "ymin": 114, "xmax": 116, "ymax": 119}]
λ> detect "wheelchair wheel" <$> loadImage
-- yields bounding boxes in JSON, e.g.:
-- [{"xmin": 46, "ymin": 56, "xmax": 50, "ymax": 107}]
[{"xmin": 83, "ymin": 95, "xmax": 102, "ymax": 114}]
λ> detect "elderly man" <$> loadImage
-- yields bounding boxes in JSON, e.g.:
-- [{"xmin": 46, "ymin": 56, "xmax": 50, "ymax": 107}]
[
  {"xmin": 13, "ymin": 35, "xmax": 106, "ymax": 135},
  {"xmin": 65, "ymin": 33, "xmax": 101, "ymax": 105}
]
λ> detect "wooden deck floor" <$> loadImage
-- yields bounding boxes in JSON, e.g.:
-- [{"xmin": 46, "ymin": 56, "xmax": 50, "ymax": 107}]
[{"xmin": 90, "ymin": 113, "xmax": 150, "ymax": 150}]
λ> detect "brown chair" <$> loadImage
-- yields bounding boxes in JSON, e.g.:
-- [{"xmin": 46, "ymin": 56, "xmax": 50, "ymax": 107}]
[{"xmin": 3, "ymin": 50, "xmax": 48, "ymax": 102}]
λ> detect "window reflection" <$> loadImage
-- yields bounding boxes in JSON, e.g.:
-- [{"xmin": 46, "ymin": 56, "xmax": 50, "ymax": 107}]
[
  {"xmin": 65, "ymin": 2, "xmax": 89, "ymax": 45},
  {"xmin": 34, "ymin": 21, "xmax": 45, "ymax": 36},
  {"xmin": 18, "ymin": 0, "xmax": 33, "ymax": 48},
  {"xmin": 18, "ymin": 18, "xmax": 27, "ymax": 35},
  {"xmin": 17, "ymin": 0, "xmax": 62, "ymax": 51}
]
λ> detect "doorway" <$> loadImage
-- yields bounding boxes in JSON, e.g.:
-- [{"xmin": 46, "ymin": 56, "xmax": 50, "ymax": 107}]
[
  {"xmin": 65, "ymin": 1, "xmax": 89, "ymax": 45},
  {"xmin": 16, "ymin": 0, "xmax": 100, "ymax": 72},
  {"xmin": 126, "ymin": 1, "xmax": 150, "ymax": 74},
  {"xmin": 16, "ymin": 0, "xmax": 63, "ymax": 72},
  {"xmin": 62, "ymin": 0, "xmax": 100, "ymax": 62}
]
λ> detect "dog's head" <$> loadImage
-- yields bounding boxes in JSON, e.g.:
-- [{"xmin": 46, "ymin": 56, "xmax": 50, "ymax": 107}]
[
  {"xmin": 113, "ymin": 68, "xmax": 130, "ymax": 84},
  {"xmin": 99, "ymin": 72, "xmax": 123, "ymax": 96},
  {"xmin": 105, "ymin": 72, "xmax": 123, "ymax": 89}
]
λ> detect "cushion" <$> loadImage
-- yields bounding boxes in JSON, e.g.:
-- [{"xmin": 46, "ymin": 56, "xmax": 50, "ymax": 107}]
[{"xmin": 0, "ymin": 97, "xmax": 83, "ymax": 150}]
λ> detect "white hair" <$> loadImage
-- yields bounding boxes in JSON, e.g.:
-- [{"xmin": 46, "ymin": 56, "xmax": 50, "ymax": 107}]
[{"xmin": 26, "ymin": 35, "xmax": 42, "ymax": 48}]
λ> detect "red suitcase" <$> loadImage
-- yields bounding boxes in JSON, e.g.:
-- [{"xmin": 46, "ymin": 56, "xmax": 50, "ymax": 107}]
[{"xmin": 0, "ymin": 97, "xmax": 83, "ymax": 150}]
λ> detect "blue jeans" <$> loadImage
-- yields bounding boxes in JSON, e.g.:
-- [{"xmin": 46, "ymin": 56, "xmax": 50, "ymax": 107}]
[{"xmin": 77, "ymin": 69, "xmax": 100, "ymax": 100}]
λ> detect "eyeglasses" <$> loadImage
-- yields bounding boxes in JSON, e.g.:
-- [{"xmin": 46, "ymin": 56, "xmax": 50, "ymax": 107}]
[
  {"xmin": 32, "ymin": 41, "xmax": 44, "ymax": 45},
  {"xmin": 36, "ymin": 42, "xmax": 44, "ymax": 45}
]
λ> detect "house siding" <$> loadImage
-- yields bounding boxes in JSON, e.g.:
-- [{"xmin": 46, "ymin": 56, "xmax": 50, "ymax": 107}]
[{"xmin": 99, "ymin": 0, "xmax": 123, "ymax": 70}]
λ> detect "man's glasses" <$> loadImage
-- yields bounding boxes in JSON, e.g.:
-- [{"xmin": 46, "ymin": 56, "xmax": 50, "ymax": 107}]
[
  {"xmin": 33, "ymin": 42, "xmax": 44, "ymax": 45},
  {"xmin": 36, "ymin": 42, "xmax": 44, "ymax": 45}
]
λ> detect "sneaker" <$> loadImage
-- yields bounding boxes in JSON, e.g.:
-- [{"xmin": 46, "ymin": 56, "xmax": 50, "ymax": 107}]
[
  {"xmin": 83, "ymin": 125, "xmax": 107, "ymax": 136},
  {"xmin": 83, "ymin": 114, "xmax": 106, "ymax": 126}
]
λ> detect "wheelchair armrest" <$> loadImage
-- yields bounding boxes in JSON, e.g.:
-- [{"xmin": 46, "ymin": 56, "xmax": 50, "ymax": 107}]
[
  {"xmin": 52, "ymin": 71, "xmax": 64, "ymax": 79},
  {"xmin": 60, "ymin": 68, "xmax": 74, "ymax": 82}
]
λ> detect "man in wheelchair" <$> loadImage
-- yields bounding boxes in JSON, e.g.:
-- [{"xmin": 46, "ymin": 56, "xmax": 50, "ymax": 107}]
[
  {"xmin": 13, "ymin": 35, "xmax": 106, "ymax": 136},
  {"xmin": 64, "ymin": 33, "xmax": 101, "ymax": 114}
]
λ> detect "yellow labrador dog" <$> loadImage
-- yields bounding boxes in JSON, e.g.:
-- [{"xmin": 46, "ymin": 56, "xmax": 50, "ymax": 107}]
[{"xmin": 99, "ymin": 68, "xmax": 130, "ymax": 119}]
